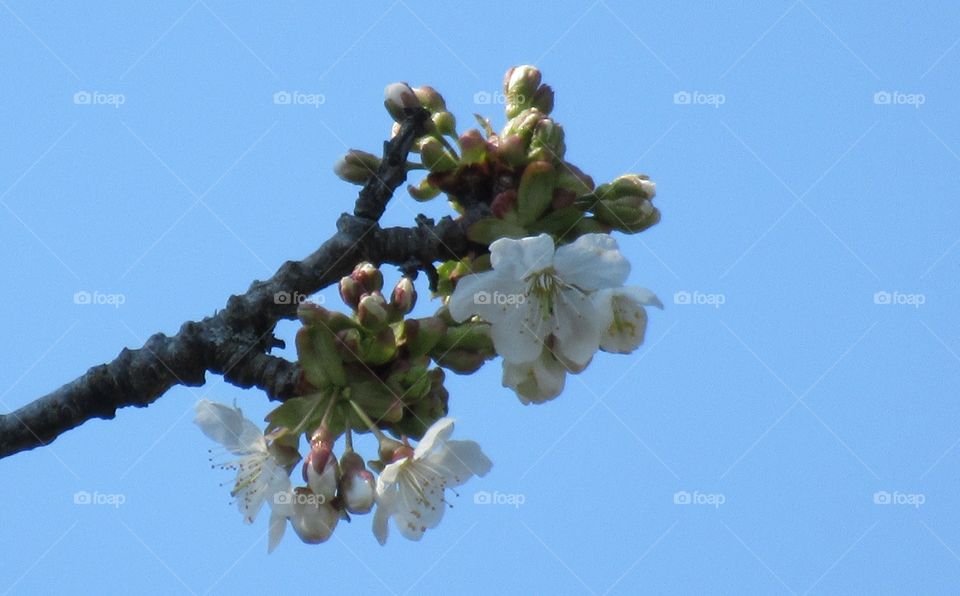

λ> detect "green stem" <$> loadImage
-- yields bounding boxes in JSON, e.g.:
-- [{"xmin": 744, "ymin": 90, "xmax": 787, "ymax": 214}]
[{"xmin": 347, "ymin": 399, "xmax": 387, "ymax": 441}]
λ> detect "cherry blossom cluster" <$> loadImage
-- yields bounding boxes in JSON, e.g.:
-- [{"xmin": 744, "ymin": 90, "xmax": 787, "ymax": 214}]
[{"xmin": 196, "ymin": 65, "xmax": 661, "ymax": 551}]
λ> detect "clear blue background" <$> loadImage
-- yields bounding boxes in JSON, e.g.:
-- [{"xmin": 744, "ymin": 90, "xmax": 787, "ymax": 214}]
[{"xmin": 2, "ymin": 1, "xmax": 958, "ymax": 594}]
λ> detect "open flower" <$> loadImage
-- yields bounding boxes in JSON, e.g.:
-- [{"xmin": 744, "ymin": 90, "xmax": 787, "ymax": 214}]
[
  {"xmin": 449, "ymin": 233, "xmax": 630, "ymax": 369},
  {"xmin": 194, "ymin": 399, "xmax": 294, "ymax": 524},
  {"xmin": 373, "ymin": 418, "xmax": 492, "ymax": 544}
]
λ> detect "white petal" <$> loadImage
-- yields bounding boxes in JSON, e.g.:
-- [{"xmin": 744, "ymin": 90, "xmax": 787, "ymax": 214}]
[
  {"xmin": 447, "ymin": 270, "xmax": 523, "ymax": 323},
  {"xmin": 414, "ymin": 417, "xmax": 456, "ymax": 459},
  {"xmin": 491, "ymin": 299, "xmax": 549, "ymax": 364},
  {"xmin": 372, "ymin": 498, "xmax": 391, "ymax": 545},
  {"xmin": 267, "ymin": 508, "xmax": 287, "ymax": 554},
  {"xmin": 553, "ymin": 233, "xmax": 630, "ymax": 290},
  {"xmin": 424, "ymin": 440, "xmax": 493, "ymax": 485},
  {"xmin": 502, "ymin": 351, "xmax": 567, "ymax": 404},
  {"xmin": 393, "ymin": 472, "xmax": 446, "ymax": 541},
  {"xmin": 290, "ymin": 501, "xmax": 338, "ymax": 544},
  {"xmin": 489, "ymin": 234, "xmax": 555, "ymax": 278},
  {"xmin": 552, "ymin": 289, "xmax": 604, "ymax": 368},
  {"xmin": 596, "ymin": 287, "xmax": 661, "ymax": 353},
  {"xmin": 194, "ymin": 400, "xmax": 262, "ymax": 453}
]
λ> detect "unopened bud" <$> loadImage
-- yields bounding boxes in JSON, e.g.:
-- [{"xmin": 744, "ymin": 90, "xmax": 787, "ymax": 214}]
[
  {"xmin": 303, "ymin": 445, "xmax": 338, "ymax": 502},
  {"xmin": 594, "ymin": 196, "xmax": 660, "ymax": 233},
  {"xmin": 289, "ymin": 489, "xmax": 339, "ymax": 544},
  {"xmin": 413, "ymin": 85, "xmax": 446, "ymax": 112},
  {"xmin": 418, "ymin": 137, "xmax": 458, "ymax": 173},
  {"xmin": 359, "ymin": 326, "xmax": 397, "ymax": 365},
  {"xmin": 401, "ymin": 316, "xmax": 448, "ymax": 356},
  {"xmin": 458, "ymin": 129, "xmax": 488, "ymax": 165},
  {"xmin": 604, "ymin": 174, "xmax": 656, "ymax": 200},
  {"xmin": 431, "ymin": 111, "xmax": 457, "ymax": 137},
  {"xmin": 384, "ymin": 82, "xmax": 420, "ymax": 122},
  {"xmin": 390, "ymin": 277, "xmax": 417, "ymax": 315},
  {"xmin": 531, "ymin": 85, "xmax": 554, "ymax": 114},
  {"xmin": 504, "ymin": 65, "xmax": 542, "ymax": 118},
  {"xmin": 338, "ymin": 452, "xmax": 376, "ymax": 514},
  {"xmin": 407, "ymin": 177, "xmax": 441, "ymax": 201},
  {"xmin": 339, "ymin": 276, "xmax": 364, "ymax": 309},
  {"xmin": 377, "ymin": 435, "xmax": 412, "ymax": 463},
  {"xmin": 333, "ymin": 149, "xmax": 381, "ymax": 185},
  {"xmin": 490, "ymin": 189, "xmax": 518, "ymax": 219},
  {"xmin": 357, "ymin": 292, "xmax": 390, "ymax": 329},
  {"xmin": 494, "ymin": 134, "xmax": 528, "ymax": 167},
  {"xmin": 527, "ymin": 119, "xmax": 565, "ymax": 162},
  {"xmin": 350, "ymin": 262, "xmax": 383, "ymax": 293}
]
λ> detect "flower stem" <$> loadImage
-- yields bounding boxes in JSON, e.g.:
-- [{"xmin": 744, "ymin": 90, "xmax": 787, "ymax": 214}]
[{"xmin": 347, "ymin": 399, "xmax": 387, "ymax": 441}]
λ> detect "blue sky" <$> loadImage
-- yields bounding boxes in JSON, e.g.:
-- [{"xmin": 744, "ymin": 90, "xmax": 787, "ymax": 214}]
[{"xmin": 2, "ymin": 1, "xmax": 959, "ymax": 594}]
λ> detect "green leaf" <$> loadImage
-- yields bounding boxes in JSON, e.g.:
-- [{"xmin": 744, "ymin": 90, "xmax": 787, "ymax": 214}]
[
  {"xmin": 467, "ymin": 218, "xmax": 528, "ymax": 245},
  {"xmin": 517, "ymin": 161, "xmax": 557, "ymax": 226}
]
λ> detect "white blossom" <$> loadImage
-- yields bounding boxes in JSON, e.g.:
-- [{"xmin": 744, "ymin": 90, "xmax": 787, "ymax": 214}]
[
  {"xmin": 194, "ymin": 399, "xmax": 293, "ymax": 525},
  {"xmin": 373, "ymin": 418, "xmax": 492, "ymax": 544}
]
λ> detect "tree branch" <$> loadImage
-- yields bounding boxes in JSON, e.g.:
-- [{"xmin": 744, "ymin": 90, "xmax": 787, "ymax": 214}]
[{"xmin": 0, "ymin": 108, "xmax": 485, "ymax": 460}]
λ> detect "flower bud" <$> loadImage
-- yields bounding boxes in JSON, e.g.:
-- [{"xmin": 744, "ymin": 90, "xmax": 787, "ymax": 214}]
[
  {"xmin": 501, "ymin": 107, "xmax": 545, "ymax": 142},
  {"xmin": 350, "ymin": 262, "xmax": 383, "ymax": 294},
  {"xmin": 289, "ymin": 489, "xmax": 339, "ymax": 544},
  {"xmin": 531, "ymin": 85, "xmax": 554, "ymax": 114},
  {"xmin": 556, "ymin": 162, "xmax": 595, "ymax": 194},
  {"xmin": 303, "ymin": 444, "xmax": 338, "ymax": 502},
  {"xmin": 335, "ymin": 328, "xmax": 361, "ymax": 360},
  {"xmin": 333, "ymin": 149, "xmax": 381, "ymax": 185},
  {"xmin": 390, "ymin": 277, "xmax": 417, "ymax": 316},
  {"xmin": 357, "ymin": 292, "xmax": 390, "ymax": 329},
  {"xmin": 413, "ymin": 85, "xmax": 446, "ymax": 112},
  {"xmin": 594, "ymin": 196, "xmax": 660, "ymax": 233},
  {"xmin": 431, "ymin": 111, "xmax": 456, "ymax": 137},
  {"xmin": 527, "ymin": 119, "xmax": 565, "ymax": 162},
  {"xmin": 494, "ymin": 134, "xmax": 528, "ymax": 167},
  {"xmin": 339, "ymin": 276, "xmax": 364, "ymax": 309},
  {"xmin": 504, "ymin": 65, "xmax": 542, "ymax": 118},
  {"xmin": 433, "ymin": 349, "xmax": 487, "ymax": 374},
  {"xmin": 338, "ymin": 451, "xmax": 376, "ymax": 514},
  {"xmin": 458, "ymin": 129, "xmax": 488, "ymax": 165},
  {"xmin": 417, "ymin": 137, "xmax": 458, "ymax": 173},
  {"xmin": 384, "ymin": 82, "xmax": 419, "ymax": 122},
  {"xmin": 604, "ymin": 174, "xmax": 656, "ymax": 200}
]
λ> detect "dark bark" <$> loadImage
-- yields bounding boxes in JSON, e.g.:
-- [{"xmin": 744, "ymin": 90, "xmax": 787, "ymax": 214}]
[{"xmin": 0, "ymin": 108, "xmax": 482, "ymax": 460}]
